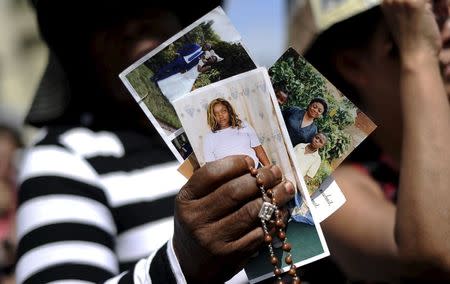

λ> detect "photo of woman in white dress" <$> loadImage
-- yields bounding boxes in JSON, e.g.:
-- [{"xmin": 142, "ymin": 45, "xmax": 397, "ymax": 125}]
[{"xmin": 203, "ymin": 98, "xmax": 270, "ymax": 168}]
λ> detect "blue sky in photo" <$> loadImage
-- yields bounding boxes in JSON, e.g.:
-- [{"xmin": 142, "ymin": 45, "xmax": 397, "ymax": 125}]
[{"xmin": 224, "ymin": 0, "xmax": 288, "ymax": 67}]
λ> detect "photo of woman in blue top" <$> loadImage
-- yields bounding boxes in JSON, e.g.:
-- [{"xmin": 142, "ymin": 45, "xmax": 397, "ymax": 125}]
[{"xmin": 282, "ymin": 97, "xmax": 328, "ymax": 146}]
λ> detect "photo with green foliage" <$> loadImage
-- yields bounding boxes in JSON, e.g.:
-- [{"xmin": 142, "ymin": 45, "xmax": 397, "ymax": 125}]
[
  {"xmin": 125, "ymin": 20, "xmax": 256, "ymax": 133},
  {"xmin": 269, "ymin": 48, "xmax": 375, "ymax": 194}
]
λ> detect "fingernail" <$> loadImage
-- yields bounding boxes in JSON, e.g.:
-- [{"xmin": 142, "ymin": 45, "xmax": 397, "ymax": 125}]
[{"xmin": 284, "ymin": 182, "xmax": 295, "ymax": 195}]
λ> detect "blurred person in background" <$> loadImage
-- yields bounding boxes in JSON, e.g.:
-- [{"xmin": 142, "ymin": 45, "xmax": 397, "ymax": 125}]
[
  {"xmin": 289, "ymin": 0, "xmax": 450, "ymax": 282},
  {"xmin": 0, "ymin": 124, "xmax": 22, "ymax": 284},
  {"xmin": 16, "ymin": 1, "xmax": 295, "ymax": 283}
]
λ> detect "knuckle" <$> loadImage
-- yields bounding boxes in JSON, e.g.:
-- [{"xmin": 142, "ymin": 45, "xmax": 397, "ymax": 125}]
[
  {"xmin": 270, "ymin": 164, "xmax": 283, "ymax": 180},
  {"xmin": 241, "ymin": 199, "xmax": 262, "ymax": 221},
  {"xmin": 273, "ymin": 181, "xmax": 295, "ymax": 205},
  {"xmin": 176, "ymin": 186, "xmax": 193, "ymax": 202}
]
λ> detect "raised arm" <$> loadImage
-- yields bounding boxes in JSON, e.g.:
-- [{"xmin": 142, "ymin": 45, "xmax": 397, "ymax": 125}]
[
  {"xmin": 324, "ymin": 0, "xmax": 450, "ymax": 281},
  {"xmin": 383, "ymin": 0, "xmax": 450, "ymax": 274}
]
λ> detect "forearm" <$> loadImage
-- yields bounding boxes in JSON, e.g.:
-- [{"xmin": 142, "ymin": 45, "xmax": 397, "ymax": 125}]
[
  {"xmin": 396, "ymin": 53, "xmax": 450, "ymax": 268},
  {"xmin": 254, "ymin": 145, "xmax": 270, "ymax": 166}
]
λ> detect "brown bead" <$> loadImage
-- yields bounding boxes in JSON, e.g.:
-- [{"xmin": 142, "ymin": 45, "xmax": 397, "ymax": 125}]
[
  {"xmin": 271, "ymin": 197, "xmax": 277, "ymax": 205},
  {"xmin": 274, "ymin": 268, "xmax": 282, "ymax": 276},
  {"xmin": 250, "ymin": 167, "xmax": 258, "ymax": 176},
  {"xmin": 264, "ymin": 234, "xmax": 273, "ymax": 244},
  {"xmin": 275, "ymin": 219, "xmax": 285, "ymax": 228},
  {"xmin": 278, "ymin": 230, "xmax": 286, "ymax": 240},
  {"xmin": 270, "ymin": 255, "xmax": 278, "ymax": 265},
  {"xmin": 266, "ymin": 189, "xmax": 273, "ymax": 197},
  {"xmin": 293, "ymin": 277, "xmax": 301, "ymax": 284},
  {"xmin": 285, "ymin": 255, "xmax": 293, "ymax": 264},
  {"xmin": 276, "ymin": 280, "xmax": 284, "ymax": 284},
  {"xmin": 282, "ymin": 242, "xmax": 291, "ymax": 252},
  {"xmin": 288, "ymin": 267, "xmax": 297, "ymax": 276}
]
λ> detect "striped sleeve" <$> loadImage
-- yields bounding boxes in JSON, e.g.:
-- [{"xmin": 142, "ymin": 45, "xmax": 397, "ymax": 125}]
[
  {"xmin": 16, "ymin": 143, "xmax": 185, "ymax": 284},
  {"xmin": 106, "ymin": 239, "xmax": 186, "ymax": 284}
]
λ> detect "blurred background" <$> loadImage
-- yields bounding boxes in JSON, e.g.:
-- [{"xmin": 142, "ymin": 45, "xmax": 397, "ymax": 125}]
[
  {"xmin": 0, "ymin": 4, "xmax": 289, "ymax": 280},
  {"xmin": 0, "ymin": 0, "xmax": 47, "ymax": 136},
  {"xmin": 0, "ymin": 0, "xmax": 288, "ymax": 142}
]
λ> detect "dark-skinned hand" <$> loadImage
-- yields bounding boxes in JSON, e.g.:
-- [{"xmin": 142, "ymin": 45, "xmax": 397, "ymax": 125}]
[{"xmin": 173, "ymin": 155, "xmax": 295, "ymax": 283}]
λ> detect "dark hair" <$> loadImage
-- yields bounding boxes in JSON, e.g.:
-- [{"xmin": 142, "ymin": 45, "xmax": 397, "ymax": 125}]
[
  {"xmin": 315, "ymin": 132, "xmax": 328, "ymax": 144},
  {"xmin": 308, "ymin": 98, "xmax": 328, "ymax": 117},
  {"xmin": 28, "ymin": 1, "xmax": 223, "ymax": 128},
  {"xmin": 304, "ymin": 7, "xmax": 383, "ymax": 106}
]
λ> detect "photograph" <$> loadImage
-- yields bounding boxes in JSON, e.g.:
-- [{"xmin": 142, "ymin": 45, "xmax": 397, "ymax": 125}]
[
  {"xmin": 120, "ymin": 7, "xmax": 257, "ymax": 162},
  {"xmin": 172, "ymin": 67, "xmax": 329, "ymax": 283},
  {"xmin": 171, "ymin": 132, "xmax": 193, "ymax": 160},
  {"xmin": 269, "ymin": 48, "xmax": 376, "ymax": 225},
  {"xmin": 309, "ymin": 0, "xmax": 380, "ymax": 31}
]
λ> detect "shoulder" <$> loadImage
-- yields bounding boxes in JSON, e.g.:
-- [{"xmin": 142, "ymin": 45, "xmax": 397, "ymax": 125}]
[
  {"xmin": 18, "ymin": 127, "xmax": 110, "ymax": 187},
  {"xmin": 204, "ymin": 131, "xmax": 217, "ymax": 141},
  {"xmin": 284, "ymin": 106, "xmax": 304, "ymax": 117},
  {"xmin": 240, "ymin": 120, "xmax": 250, "ymax": 128},
  {"xmin": 294, "ymin": 143, "xmax": 306, "ymax": 150},
  {"xmin": 33, "ymin": 126, "xmax": 124, "ymax": 156},
  {"xmin": 313, "ymin": 151, "xmax": 321, "ymax": 159},
  {"xmin": 240, "ymin": 121, "xmax": 255, "ymax": 132}
]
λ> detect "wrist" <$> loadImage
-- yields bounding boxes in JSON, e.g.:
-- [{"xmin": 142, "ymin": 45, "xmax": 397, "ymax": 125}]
[{"xmin": 400, "ymin": 48, "xmax": 440, "ymax": 73}]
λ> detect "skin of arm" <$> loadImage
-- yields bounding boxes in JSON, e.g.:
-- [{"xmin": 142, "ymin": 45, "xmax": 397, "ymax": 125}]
[
  {"xmin": 323, "ymin": 1, "xmax": 450, "ymax": 281},
  {"xmin": 384, "ymin": 0, "xmax": 450, "ymax": 274},
  {"xmin": 253, "ymin": 145, "xmax": 270, "ymax": 166}
]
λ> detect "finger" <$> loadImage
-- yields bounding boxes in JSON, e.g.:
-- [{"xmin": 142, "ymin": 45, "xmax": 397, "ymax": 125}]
[
  {"xmin": 226, "ymin": 226, "xmax": 265, "ymax": 258},
  {"xmin": 208, "ymin": 179, "xmax": 295, "ymax": 239},
  {"xmin": 178, "ymin": 155, "xmax": 254, "ymax": 201},
  {"xmin": 213, "ymin": 197, "xmax": 264, "ymax": 241},
  {"xmin": 197, "ymin": 172, "xmax": 260, "ymax": 221},
  {"xmin": 271, "ymin": 180, "xmax": 296, "ymax": 207},
  {"xmin": 213, "ymin": 179, "xmax": 295, "ymax": 241},
  {"xmin": 255, "ymin": 165, "xmax": 283, "ymax": 187},
  {"xmin": 201, "ymin": 164, "xmax": 288, "ymax": 221}
]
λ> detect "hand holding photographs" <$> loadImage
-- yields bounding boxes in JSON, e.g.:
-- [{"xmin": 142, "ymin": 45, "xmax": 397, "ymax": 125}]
[
  {"xmin": 119, "ymin": 5, "xmax": 376, "ymax": 282},
  {"xmin": 172, "ymin": 68, "xmax": 329, "ymax": 283}
]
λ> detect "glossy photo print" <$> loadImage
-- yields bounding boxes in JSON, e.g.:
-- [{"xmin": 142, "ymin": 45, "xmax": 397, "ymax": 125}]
[
  {"xmin": 172, "ymin": 68, "xmax": 330, "ymax": 283},
  {"xmin": 120, "ymin": 7, "xmax": 256, "ymax": 162},
  {"xmin": 270, "ymin": 48, "xmax": 376, "ymax": 197}
]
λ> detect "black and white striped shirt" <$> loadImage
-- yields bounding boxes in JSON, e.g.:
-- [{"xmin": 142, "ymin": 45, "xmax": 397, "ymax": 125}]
[{"xmin": 16, "ymin": 126, "xmax": 188, "ymax": 283}]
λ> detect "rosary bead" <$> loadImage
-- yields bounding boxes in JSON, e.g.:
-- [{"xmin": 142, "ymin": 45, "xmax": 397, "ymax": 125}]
[
  {"xmin": 251, "ymin": 166, "xmax": 301, "ymax": 284},
  {"xmin": 270, "ymin": 255, "xmax": 278, "ymax": 265},
  {"xmin": 274, "ymin": 268, "xmax": 282, "ymax": 276},
  {"xmin": 288, "ymin": 267, "xmax": 297, "ymax": 276},
  {"xmin": 282, "ymin": 242, "xmax": 291, "ymax": 252},
  {"xmin": 275, "ymin": 219, "xmax": 285, "ymax": 228},
  {"xmin": 285, "ymin": 255, "xmax": 292, "ymax": 264}
]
